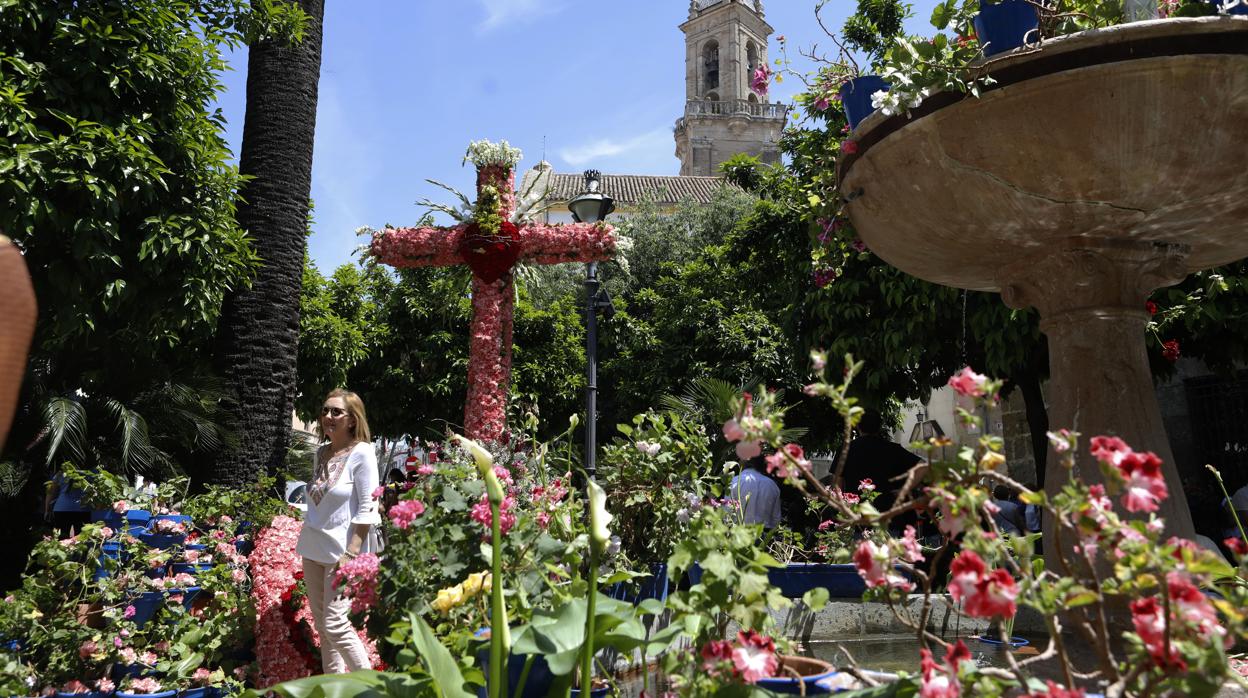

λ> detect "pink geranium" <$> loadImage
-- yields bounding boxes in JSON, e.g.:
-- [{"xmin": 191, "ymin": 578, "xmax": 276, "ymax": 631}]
[
  {"xmin": 113, "ymin": 500, "xmax": 129, "ymax": 514},
  {"xmin": 948, "ymin": 551, "xmax": 1016, "ymax": 619},
  {"xmin": 765, "ymin": 443, "xmax": 808, "ymax": 479},
  {"xmin": 1088, "ymin": 436, "xmax": 1168, "ymax": 512},
  {"xmin": 919, "ymin": 640, "xmax": 970, "ymax": 698},
  {"xmin": 722, "ymin": 418, "xmax": 746, "ymax": 442},
  {"xmin": 1023, "ymin": 681, "xmax": 1086, "ymax": 698},
  {"xmin": 947, "ymin": 366, "xmax": 990, "ymax": 398},
  {"xmin": 387, "ymin": 499, "xmax": 426, "ymax": 530},
  {"xmin": 334, "ymin": 552, "xmax": 381, "ymax": 614},
  {"xmin": 853, "ymin": 539, "xmax": 913, "ymax": 592},
  {"xmin": 731, "ymin": 630, "xmax": 778, "ymax": 684}
]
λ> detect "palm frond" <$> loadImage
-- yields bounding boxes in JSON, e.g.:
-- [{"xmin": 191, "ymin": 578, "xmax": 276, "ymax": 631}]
[
  {"xmin": 104, "ymin": 398, "xmax": 157, "ymax": 473},
  {"xmin": 43, "ymin": 397, "xmax": 88, "ymax": 466},
  {"xmin": 0, "ymin": 461, "xmax": 31, "ymax": 499}
]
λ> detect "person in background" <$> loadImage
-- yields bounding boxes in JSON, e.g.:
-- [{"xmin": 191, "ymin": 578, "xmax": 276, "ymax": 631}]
[
  {"xmin": 990, "ymin": 485, "xmax": 1027, "ymax": 536},
  {"xmin": 43, "ymin": 467, "xmax": 90, "ymax": 538},
  {"xmin": 822, "ymin": 409, "xmax": 923, "ymax": 525},
  {"xmin": 731, "ymin": 455, "xmax": 781, "ymax": 529},
  {"xmin": 295, "ymin": 388, "xmax": 380, "ymax": 674}
]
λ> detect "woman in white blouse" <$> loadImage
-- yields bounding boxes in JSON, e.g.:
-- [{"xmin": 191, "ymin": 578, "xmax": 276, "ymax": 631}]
[{"xmin": 295, "ymin": 388, "xmax": 381, "ymax": 673}]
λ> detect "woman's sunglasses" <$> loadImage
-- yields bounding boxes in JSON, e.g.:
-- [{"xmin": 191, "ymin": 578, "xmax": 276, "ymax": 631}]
[{"xmin": 321, "ymin": 406, "xmax": 348, "ymax": 417}]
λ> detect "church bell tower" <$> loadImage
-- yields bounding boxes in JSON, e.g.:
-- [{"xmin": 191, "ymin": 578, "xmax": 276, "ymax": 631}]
[{"xmin": 674, "ymin": 0, "xmax": 788, "ymax": 176}]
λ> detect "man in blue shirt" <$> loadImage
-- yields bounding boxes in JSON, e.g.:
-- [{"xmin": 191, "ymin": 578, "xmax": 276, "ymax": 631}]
[{"xmin": 731, "ymin": 456, "xmax": 781, "ymax": 529}]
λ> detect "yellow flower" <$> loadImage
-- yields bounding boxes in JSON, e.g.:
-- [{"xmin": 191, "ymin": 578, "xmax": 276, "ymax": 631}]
[
  {"xmin": 431, "ymin": 584, "xmax": 465, "ymax": 614},
  {"xmin": 980, "ymin": 451, "xmax": 1006, "ymax": 470},
  {"xmin": 462, "ymin": 572, "xmax": 491, "ymax": 598}
]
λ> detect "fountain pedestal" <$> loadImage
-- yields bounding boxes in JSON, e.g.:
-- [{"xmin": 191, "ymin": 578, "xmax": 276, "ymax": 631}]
[
  {"xmin": 838, "ymin": 17, "xmax": 1248, "ymax": 551},
  {"xmin": 1001, "ymin": 237, "xmax": 1196, "ymax": 550}
]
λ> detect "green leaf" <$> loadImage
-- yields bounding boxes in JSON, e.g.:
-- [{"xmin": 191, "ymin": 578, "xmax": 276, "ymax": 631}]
[
  {"xmin": 802, "ymin": 586, "xmax": 829, "ymax": 611},
  {"xmin": 408, "ymin": 612, "xmax": 474, "ymax": 698}
]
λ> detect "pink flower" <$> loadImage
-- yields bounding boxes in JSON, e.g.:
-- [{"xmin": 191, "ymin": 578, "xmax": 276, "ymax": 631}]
[
  {"xmin": 851, "ymin": 238, "xmax": 868, "ymax": 253},
  {"xmin": 722, "ymin": 418, "xmax": 745, "ymax": 442},
  {"xmin": 471, "ymin": 493, "xmax": 517, "ymax": 535},
  {"xmin": 124, "ymin": 604, "xmax": 136, "ymax": 619},
  {"xmin": 765, "ymin": 443, "xmax": 809, "ymax": 479},
  {"xmin": 859, "ymin": 478, "xmax": 875, "ymax": 492},
  {"xmin": 700, "ymin": 639, "xmax": 734, "ymax": 676},
  {"xmin": 1119, "ymin": 451, "xmax": 1168, "ymax": 513},
  {"xmin": 388, "ymin": 499, "xmax": 427, "ymax": 530},
  {"xmin": 949, "ymin": 551, "xmax": 1017, "ymax": 619},
  {"xmin": 191, "ymin": 668, "xmax": 212, "ymax": 685},
  {"xmin": 536, "ymin": 511, "xmax": 551, "ymax": 529},
  {"xmin": 334, "ymin": 552, "xmax": 381, "ymax": 614},
  {"xmin": 814, "ymin": 97, "xmax": 830, "ymax": 111},
  {"xmin": 1131, "ymin": 596, "xmax": 1185, "ymax": 671},
  {"xmin": 1023, "ymin": 681, "xmax": 1086, "ymax": 698},
  {"xmin": 750, "ymin": 63, "xmax": 771, "ymax": 97},
  {"xmin": 634, "ymin": 440, "xmax": 661, "ymax": 457},
  {"xmin": 736, "ymin": 440, "xmax": 762, "ymax": 461},
  {"xmin": 731, "ymin": 630, "xmax": 778, "ymax": 683},
  {"xmin": 853, "ymin": 539, "xmax": 913, "ymax": 591},
  {"xmin": 900, "ymin": 525, "xmax": 925, "ymax": 563},
  {"xmin": 94, "ymin": 678, "xmax": 114, "ymax": 693},
  {"xmin": 1226, "ymin": 537, "xmax": 1248, "ymax": 556},
  {"xmin": 60, "ymin": 680, "xmax": 89, "ymax": 694},
  {"xmin": 371, "ymin": 485, "xmax": 385, "ymax": 499},
  {"xmin": 232, "ymin": 568, "xmax": 247, "ymax": 584},
  {"xmin": 919, "ymin": 641, "xmax": 970, "ymax": 698},
  {"xmin": 113, "ymin": 500, "xmax": 129, "ymax": 514},
  {"xmin": 947, "ymin": 366, "xmax": 990, "ymax": 398},
  {"xmin": 418, "ymin": 464, "xmax": 435, "ymax": 475},
  {"xmin": 78, "ymin": 640, "xmax": 97, "ymax": 659},
  {"xmin": 128, "ymin": 677, "xmax": 162, "ymax": 694},
  {"xmin": 841, "ymin": 140, "xmax": 859, "ymax": 155}
]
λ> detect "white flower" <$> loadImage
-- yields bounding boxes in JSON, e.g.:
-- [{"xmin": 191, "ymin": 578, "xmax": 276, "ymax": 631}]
[{"xmin": 634, "ymin": 440, "xmax": 661, "ymax": 457}]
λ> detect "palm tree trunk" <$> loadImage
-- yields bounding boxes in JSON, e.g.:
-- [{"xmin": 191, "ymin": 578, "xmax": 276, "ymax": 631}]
[{"xmin": 210, "ymin": 0, "xmax": 325, "ymax": 486}]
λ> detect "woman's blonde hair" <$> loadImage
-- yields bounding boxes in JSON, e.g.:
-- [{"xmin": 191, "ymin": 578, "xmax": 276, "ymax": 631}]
[{"xmin": 317, "ymin": 388, "xmax": 371, "ymax": 444}]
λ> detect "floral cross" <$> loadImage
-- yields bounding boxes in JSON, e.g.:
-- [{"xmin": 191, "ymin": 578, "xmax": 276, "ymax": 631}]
[{"xmin": 369, "ymin": 141, "xmax": 617, "ymax": 443}]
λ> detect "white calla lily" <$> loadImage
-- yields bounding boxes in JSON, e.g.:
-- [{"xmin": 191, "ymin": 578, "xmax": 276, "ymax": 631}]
[{"xmin": 586, "ymin": 479, "xmax": 614, "ymax": 554}]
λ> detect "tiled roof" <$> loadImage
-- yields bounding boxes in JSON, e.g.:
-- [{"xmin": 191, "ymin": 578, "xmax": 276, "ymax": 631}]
[{"xmin": 519, "ymin": 168, "xmax": 739, "ymax": 206}]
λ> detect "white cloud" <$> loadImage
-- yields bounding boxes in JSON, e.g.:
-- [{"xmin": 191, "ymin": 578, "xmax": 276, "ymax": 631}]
[
  {"xmin": 478, "ymin": 0, "xmax": 560, "ymax": 32},
  {"xmin": 558, "ymin": 128, "xmax": 675, "ymax": 173}
]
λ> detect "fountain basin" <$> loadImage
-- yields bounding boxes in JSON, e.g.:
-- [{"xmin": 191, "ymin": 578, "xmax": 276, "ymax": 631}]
[{"xmin": 839, "ymin": 17, "xmax": 1248, "ymax": 292}]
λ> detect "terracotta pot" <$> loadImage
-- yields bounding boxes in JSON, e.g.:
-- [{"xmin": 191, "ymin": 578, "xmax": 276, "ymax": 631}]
[{"xmin": 0, "ymin": 235, "xmax": 36, "ymax": 452}]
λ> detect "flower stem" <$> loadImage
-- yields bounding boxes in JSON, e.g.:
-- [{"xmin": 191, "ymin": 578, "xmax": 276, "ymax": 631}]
[
  {"xmin": 489, "ymin": 498, "xmax": 508, "ymax": 698},
  {"xmin": 581, "ymin": 543, "xmax": 599, "ymax": 695}
]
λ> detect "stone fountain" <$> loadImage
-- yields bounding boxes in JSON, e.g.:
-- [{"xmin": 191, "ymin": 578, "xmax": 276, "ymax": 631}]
[{"xmin": 839, "ymin": 17, "xmax": 1248, "ymax": 555}]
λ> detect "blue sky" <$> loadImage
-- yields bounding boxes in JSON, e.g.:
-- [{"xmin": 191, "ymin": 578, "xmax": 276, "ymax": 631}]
[{"xmin": 214, "ymin": 1, "xmax": 941, "ymax": 272}]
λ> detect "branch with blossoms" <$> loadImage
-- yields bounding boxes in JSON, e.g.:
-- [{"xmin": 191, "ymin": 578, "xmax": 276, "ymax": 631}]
[{"xmin": 721, "ymin": 352, "xmax": 1248, "ymax": 697}]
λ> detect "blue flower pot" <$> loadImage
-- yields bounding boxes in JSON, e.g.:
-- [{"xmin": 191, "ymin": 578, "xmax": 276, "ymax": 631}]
[
  {"xmin": 147, "ymin": 514, "xmax": 192, "ymax": 530},
  {"xmin": 233, "ymin": 539, "xmax": 253, "ymax": 556},
  {"xmin": 170, "ymin": 586, "xmax": 203, "ymax": 611},
  {"xmin": 178, "ymin": 688, "xmax": 208, "ymax": 698},
  {"xmin": 126, "ymin": 510, "xmax": 152, "ymax": 527},
  {"xmin": 768, "ymin": 563, "xmax": 868, "ymax": 599},
  {"xmin": 756, "ymin": 655, "xmax": 838, "ymax": 695},
  {"xmin": 116, "ymin": 691, "xmax": 176, "ymax": 698},
  {"xmin": 471, "ymin": 629, "xmax": 556, "ymax": 698},
  {"xmin": 608, "ymin": 563, "xmax": 670, "ymax": 605},
  {"xmin": 976, "ymin": 635, "xmax": 1030, "ymax": 648},
  {"xmin": 171, "ymin": 562, "xmax": 214, "ymax": 575},
  {"xmin": 839, "ymin": 75, "xmax": 889, "ymax": 130},
  {"xmin": 125, "ymin": 591, "xmax": 166, "ymax": 627},
  {"xmin": 137, "ymin": 532, "xmax": 185, "ymax": 549},
  {"xmin": 974, "ymin": 0, "xmax": 1040, "ymax": 56},
  {"xmin": 570, "ymin": 687, "xmax": 610, "ymax": 698},
  {"xmin": 90, "ymin": 510, "xmax": 125, "ymax": 528},
  {"xmin": 56, "ymin": 691, "xmax": 112, "ymax": 698},
  {"xmin": 95, "ymin": 541, "xmax": 126, "ymax": 580},
  {"xmin": 1208, "ymin": 0, "xmax": 1248, "ymax": 13}
]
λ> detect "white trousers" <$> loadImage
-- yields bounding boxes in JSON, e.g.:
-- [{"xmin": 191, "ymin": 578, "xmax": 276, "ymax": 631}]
[{"xmin": 302, "ymin": 558, "xmax": 370, "ymax": 673}]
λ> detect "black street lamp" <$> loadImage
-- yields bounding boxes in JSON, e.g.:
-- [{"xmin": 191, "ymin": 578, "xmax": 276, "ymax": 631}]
[{"xmin": 568, "ymin": 170, "xmax": 615, "ymax": 481}]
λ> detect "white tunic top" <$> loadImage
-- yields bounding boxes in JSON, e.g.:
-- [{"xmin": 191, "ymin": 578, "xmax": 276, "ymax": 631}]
[{"xmin": 296, "ymin": 441, "xmax": 382, "ymax": 565}]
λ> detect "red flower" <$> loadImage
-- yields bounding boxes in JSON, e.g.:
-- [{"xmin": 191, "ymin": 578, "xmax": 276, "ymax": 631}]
[
  {"xmin": 947, "ymin": 366, "xmax": 990, "ymax": 398},
  {"xmin": 1146, "ymin": 300, "xmax": 1158, "ymax": 315},
  {"xmin": 1225, "ymin": 537, "xmax": 1248, "ymax": 556},
  {"xmin": 1024, "ymin": 681, "xmax": 1086, "ymax": 698},
  {"xmin": 948, "ymin": 551, "xmax": 1017, "ymax": 619},
  {"xmin": 731, "ymin": 630, "xmax": 778, "ymax": 683},
  {"xmin": 841, "ymin": 140, "xmax": 860, "ymax": 155},
  {"xmin": 1162, "ymin": 339, "xmax": 1180, "ymax": 362}
]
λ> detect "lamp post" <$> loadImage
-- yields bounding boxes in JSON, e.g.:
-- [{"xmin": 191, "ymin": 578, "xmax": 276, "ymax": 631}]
[{"xmin": 568, "ymin": 170, "xmax": 615, "ymax": 481}]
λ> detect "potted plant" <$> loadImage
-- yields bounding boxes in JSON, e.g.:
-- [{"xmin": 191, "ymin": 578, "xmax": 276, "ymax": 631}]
[{"xmin": 974, "ymin": 0, "xmax": 1041, "ymax": 55}]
